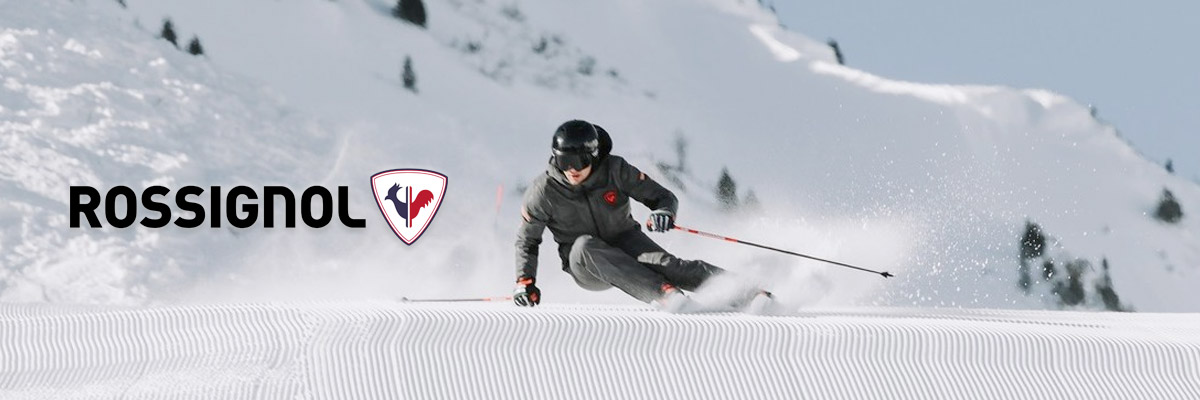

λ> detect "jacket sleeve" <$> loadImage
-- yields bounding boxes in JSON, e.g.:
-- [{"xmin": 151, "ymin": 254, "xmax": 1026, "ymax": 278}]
[
  {"xmin": 515, "ymin": 183, "xmax": 550, "ymax": 280},
  {"xmin": 614, "ymin": 157, "xmax": 678, "ymax": 215}
]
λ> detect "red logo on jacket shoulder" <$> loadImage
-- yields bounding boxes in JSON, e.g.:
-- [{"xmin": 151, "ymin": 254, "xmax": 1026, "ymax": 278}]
[{"xmin": 603, "ymin": 190, "xmax": 617, "ymax": 205}]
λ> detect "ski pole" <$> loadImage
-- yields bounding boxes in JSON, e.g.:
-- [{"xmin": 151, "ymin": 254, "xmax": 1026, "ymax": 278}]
[
  {"xmin": 672, "ymin": 224, "xmax": 894, "ymax": 278},
  {"xmin": 400, "ymin": 296, "xmax": 514, "ymax": 303}
]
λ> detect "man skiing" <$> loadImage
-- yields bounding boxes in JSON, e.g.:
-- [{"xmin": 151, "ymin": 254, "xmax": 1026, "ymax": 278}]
[{"xmin": 513, "ymin": 120, "xmax": 762, "ymax": 309}]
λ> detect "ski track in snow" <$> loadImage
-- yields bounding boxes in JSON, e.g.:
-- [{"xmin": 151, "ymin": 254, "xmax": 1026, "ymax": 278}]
[{"xmin": 1, "ymin": 302, "xmax": 1198, "ymax": 399}]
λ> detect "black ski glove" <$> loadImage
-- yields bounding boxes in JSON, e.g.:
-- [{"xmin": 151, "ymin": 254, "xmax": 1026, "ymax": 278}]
[
  {"xmin": 513, "ymin": 276, "xmax": 541, "ymax": 307},
  {"xmin": 646, "ymin": 209, "xmax": 675, "ymax": 233}
]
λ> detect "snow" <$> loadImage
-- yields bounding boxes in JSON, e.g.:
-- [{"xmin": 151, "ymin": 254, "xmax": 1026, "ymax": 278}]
[
  {"xmin": 0, "ymin": 0, "xmax": 1197, "ymax": 314},
  {"xmin": 1, "ymin": 302, "xmax": 1198, "ymax": 399},
  {"xmin": 748, "ymin": 24, "xmax": 803, "ymax": 62}
]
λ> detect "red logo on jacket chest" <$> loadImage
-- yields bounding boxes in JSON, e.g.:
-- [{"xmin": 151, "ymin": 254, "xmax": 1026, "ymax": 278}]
[{"xmin": 603, "ymin": 190, "xmax": 618, "ymax": 205}]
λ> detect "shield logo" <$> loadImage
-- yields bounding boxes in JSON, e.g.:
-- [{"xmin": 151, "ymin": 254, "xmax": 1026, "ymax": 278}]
[{"xmin": 370, "ymin": 169, "xmax": 448, "ymax": 245}]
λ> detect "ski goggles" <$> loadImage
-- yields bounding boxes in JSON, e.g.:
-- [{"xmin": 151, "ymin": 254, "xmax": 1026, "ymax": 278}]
[{"xmin": 552, "ymin": 153, "xmax": 594, "ymax": 171}]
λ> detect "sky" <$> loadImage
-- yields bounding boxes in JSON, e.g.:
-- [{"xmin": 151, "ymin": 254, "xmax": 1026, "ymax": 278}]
[{"xmin": 775, "ymin": 0, "xmax": 1200, "ymax": 181}]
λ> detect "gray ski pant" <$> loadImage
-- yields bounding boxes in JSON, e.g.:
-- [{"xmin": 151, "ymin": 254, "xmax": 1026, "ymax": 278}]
[{"xmin": 566, "ymin": 229, "xmax": 725, "ymax": 303}]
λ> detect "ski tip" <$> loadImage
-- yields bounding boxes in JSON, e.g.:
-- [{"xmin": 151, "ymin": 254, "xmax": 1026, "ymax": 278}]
[{"xmin": 881, "ymin": 272, "xmax": 894, "ymax": 278}]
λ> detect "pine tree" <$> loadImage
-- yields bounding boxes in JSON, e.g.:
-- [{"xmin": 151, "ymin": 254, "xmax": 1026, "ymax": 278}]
[
  {"xmin": 1166, "ymin": 159, "xmax": 1174, "ymax": 174},
  {"xmin": 393, "ymin": 0, "xmax": 427, "ymax": 28},
  {"xmin": 532, "ymin": 37, "xmax": 548, "ymax": 54},
  {"xmin": 1019, "ymin": 221, "xmax": 1046, "ymax": 261},
  {"xmin": 1053, "ymin": 259, "xmax": 1088, "ymax": 307},
  {"xmin": 1041, "ymin": 260, "xmax": 1056, "ymax": 281},
  {"xmin": 1154, "ymin": 188, "xmax": 1183, "ymax": 223},
  {"xmin": 402, "ymin": 56, "xmax": 417, "ymax": 93},
  {"xmin": 827, "ymin": 39, "xmax": 844, "ymax": 65},
  {"xmin": 187, "ymin": 36, "xmax": 204, "ymax": 56},
  {"xmin": 717, "ymin": 167, "xmax": 738, "ymax": 210},
  {"xmin": 1094, "ymin": 258, "xmax": 1125, "ymax": 311},
  {"xmin": 500, "ymin": 4, "xmax": 524, "ymax": 22},
  {"xmin": 743, "ymin": 189, "xmax": 761, "ymax": 211},
  {"xmin": 160, "ymin": 19, "xmax": 179, "ymax": 48},
  {"xmin": 673, "ymin": 133, "xmax": 688, "ymax": 173},
  {"xmin": 1018, "ymin": 263, "xmax": 1032, "ymax": 293},
  {"xmin": 577, "ymin": 56, "xmax": 596, "ymax": 76}
]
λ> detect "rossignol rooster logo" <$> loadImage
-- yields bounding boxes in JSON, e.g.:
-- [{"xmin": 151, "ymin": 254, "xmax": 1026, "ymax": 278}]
[
  {"xmin": 371, "ymin": 169, "xmax": 447, "ymax": 245},
  {"xmin": 383, "ymin": 183, "xmax": 435, "ymax": 227}
]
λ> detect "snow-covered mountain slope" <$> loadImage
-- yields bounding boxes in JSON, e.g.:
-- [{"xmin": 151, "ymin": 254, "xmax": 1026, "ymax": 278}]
[
  {"xmin": 0, "ymin": 2, "xmax": 350, "ymax": 304},
  {"xmin": 2, "ymin": 302, "xmax": 1198, "ymax": 399},
  {"xmin": 1, "ymin": 0, "xmax": 1197, "ymax": 310}
]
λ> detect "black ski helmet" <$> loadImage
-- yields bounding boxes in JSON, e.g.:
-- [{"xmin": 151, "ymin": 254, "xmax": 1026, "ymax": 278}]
[{"xmin": 551, "ymin": 120, "xmax": 600, "ymax": 170}]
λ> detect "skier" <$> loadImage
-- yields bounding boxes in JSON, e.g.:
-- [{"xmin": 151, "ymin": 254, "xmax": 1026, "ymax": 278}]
[{"xmin": 513, "ymin": 120, "xmax": 766, "ymax": 309}]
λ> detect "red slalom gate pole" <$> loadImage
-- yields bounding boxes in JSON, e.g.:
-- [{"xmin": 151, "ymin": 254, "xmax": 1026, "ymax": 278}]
[
  {"xmin": 672, "ymin": 224, "xmax": 894, "ymax": 278},
  {"xmin": 400, "ymin": 296, "xmax": 514, "ymax": 303}
]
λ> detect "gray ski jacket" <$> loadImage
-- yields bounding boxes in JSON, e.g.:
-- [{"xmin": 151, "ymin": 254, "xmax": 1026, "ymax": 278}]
[{"xmin": 515, "ymin": 155, "xmax": 678, "ymax": 280}]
